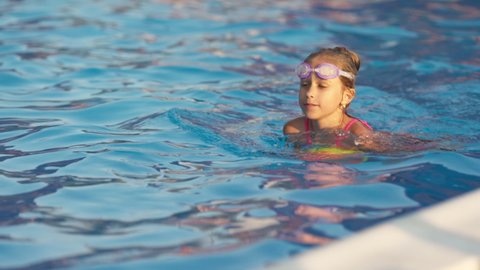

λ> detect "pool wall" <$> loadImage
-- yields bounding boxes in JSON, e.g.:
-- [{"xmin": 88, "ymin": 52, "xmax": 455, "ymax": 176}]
[{"xmin": 269, "ymin": 188, "xmax": 480, "ymax": 270}]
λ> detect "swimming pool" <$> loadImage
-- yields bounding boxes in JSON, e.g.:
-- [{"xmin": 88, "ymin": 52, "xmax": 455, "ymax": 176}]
[{"xmin": 0, "ymin": 0, "xmax": 479, "ymax": 269}]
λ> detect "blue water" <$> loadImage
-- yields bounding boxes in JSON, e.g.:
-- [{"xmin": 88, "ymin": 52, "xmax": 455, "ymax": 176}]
[{"xmin": 1, "ymin": 0, "xmax": 479, "ymax": 269}]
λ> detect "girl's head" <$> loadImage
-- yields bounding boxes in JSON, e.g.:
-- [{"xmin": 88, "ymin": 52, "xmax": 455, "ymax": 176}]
[
  {"xmin": 297, "ymin": 47, "xmax": 361, "ymax": 121},
  {"xmin": 302, "ymin": 47, "xmax": 361, "ymax": 89}
]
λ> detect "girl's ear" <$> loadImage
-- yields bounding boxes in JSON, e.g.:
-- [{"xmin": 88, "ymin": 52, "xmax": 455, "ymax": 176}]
[{"xmin": 343, "ymin": 87, "xmax": 356, "ymax": 105}]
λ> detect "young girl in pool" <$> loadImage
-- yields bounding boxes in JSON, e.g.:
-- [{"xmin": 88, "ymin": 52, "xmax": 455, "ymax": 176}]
[{"xmin": 283, "ymin": 46, "xmax": 373, "ymax": 147}]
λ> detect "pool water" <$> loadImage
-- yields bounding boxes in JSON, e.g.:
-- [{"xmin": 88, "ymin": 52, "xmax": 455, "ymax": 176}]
[{"xmin": 1, "ymin": 0, "xmax": 479, "ymax": 269}]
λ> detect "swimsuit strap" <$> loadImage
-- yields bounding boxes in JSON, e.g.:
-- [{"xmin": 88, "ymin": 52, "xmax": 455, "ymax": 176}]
[
  {"xmin": 343, "ymin": 118, "xmax": 373, "ymax": 131},
  {"xmin": 343, "ymin": 118, "xmax": 359, "ymax": 131},
  {"xmin": 336, "ymin": 118, "xmax": 372, "ymax": 147},
  {"xmin": 360, "ymin": 119, "xmax": 373, "ymax": 130},
  {"xmin": 304, "ymin": 117, "xmax": 312, "ymax": 144}
]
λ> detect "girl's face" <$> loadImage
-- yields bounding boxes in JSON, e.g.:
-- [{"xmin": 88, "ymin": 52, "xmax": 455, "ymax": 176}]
[{"xmin": 298, "ymin": 57, "xmax": 346, "ymax": 121}]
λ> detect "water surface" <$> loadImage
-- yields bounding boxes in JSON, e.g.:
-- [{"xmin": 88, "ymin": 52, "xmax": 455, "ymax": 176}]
[{"xmin": 0, "ymin": 0, "xmax": 479, "ymax": 269}]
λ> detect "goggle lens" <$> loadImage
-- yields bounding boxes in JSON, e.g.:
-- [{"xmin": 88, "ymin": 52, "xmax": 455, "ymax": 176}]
[{"xmin": 295, "ymin": 63, "xmax": 311, "ymax": 79}]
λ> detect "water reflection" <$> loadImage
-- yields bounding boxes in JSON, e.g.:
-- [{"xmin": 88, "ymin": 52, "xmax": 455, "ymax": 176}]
[{"xmin": 0, "ymin": 183, "xmax": 59, "ymax": 226}]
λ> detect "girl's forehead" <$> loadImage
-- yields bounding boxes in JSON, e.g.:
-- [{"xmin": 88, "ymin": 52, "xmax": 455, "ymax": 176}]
[{"xmin": 307, "ymin": 73, "xmax": 342, "ymax": 85}]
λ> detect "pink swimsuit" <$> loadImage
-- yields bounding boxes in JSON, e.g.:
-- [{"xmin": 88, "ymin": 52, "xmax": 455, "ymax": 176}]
[{"xmin": 304, "ymin": 117, "xmax": 372, "ymax": 145}]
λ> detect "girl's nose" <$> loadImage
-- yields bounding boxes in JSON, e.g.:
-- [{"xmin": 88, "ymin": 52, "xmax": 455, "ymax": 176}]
[{"xmin": 306, "ymin": 85, "xmax": 315, "ymax": 98}]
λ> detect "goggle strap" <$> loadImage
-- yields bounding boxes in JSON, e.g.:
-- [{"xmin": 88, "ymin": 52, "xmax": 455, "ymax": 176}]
[{"xmin": 339, "ymin": 70, "xmax": 355, "ymax": 80}]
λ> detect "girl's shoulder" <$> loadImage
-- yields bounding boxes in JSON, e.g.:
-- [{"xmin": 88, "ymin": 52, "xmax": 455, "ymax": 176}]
[
  {"xmin": 283, "ymin": 116, "xmax": 306, "ymax": 135},
  {"xmin": 348, "ymin": 118, "xmax": 373, "ymax": 136}
]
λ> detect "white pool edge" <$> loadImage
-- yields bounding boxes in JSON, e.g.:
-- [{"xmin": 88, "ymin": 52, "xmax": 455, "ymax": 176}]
[{"xmin": 267, "ymin": 189, "xmax": 480, "ymax": 270}]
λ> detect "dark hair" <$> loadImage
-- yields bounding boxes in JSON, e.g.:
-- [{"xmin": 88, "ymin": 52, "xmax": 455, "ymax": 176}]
[{"xmin": 304, "ymin": 47, "xmax": 361, "ymax": 89}]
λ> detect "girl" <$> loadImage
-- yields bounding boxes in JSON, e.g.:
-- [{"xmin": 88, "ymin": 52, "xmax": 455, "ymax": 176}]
[{"xmin": 284, "ymin": 47, "xmax": 373, "ymax": 147}]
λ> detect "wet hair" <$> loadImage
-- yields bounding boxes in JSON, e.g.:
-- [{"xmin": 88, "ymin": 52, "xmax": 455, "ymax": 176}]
[{"xmin": 304, "ymin": 47, "xmax": 361, "ymax": 89}]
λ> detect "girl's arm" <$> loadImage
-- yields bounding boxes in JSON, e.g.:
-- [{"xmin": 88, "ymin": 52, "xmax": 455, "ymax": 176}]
[{"xmin": 354, "ymin": 131, "xmax": 436, "ymax": 153}]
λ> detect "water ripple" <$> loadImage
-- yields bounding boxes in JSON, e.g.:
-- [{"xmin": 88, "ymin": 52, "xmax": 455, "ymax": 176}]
[{"xmin": 1, "ymin": 0, "xmax": 480, "ymax": 269}]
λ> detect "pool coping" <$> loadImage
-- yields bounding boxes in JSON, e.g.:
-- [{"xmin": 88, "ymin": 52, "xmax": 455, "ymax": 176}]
[{"xmin": 267, "ymin": 188, "xmax": 480, "ymax": 270}]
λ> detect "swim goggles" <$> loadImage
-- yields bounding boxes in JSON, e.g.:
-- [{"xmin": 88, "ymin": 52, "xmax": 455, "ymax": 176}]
[{"xmin": 295, "ymin": 62, "xmax": 355, "ymax": 80}]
